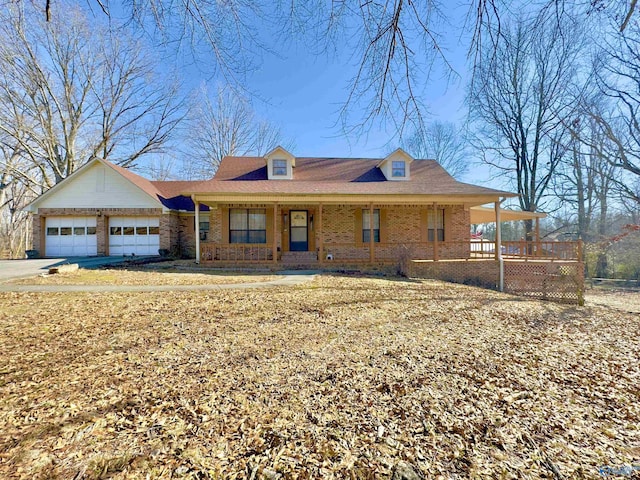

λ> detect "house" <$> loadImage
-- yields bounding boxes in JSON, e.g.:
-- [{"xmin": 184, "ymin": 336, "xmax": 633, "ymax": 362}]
[
  {"xmin": 25, "ymin": 147, "xmax": 584, "ymax": 304},
  {"xmin": 26, "ymin": 147, "xmax": 515, "ymax": 261}
]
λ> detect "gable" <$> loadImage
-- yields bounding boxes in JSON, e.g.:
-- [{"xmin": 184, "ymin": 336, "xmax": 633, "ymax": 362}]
[
  {"xmin": 377, "ymin": 148, "xmax": 414, "ymax": 181},
  {"xmin": 264, "ymin": 146, "xmax": 296, "ymax": 180},
  {"xmin": 33, "ymin": 161, "xmax": 162, "ymax": 210}
]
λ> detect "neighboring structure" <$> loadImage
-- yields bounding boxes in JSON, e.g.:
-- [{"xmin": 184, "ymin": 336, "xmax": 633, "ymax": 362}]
[{"xmin": 25, "ymin": 147, "xmax": 584, "ymax": 303}]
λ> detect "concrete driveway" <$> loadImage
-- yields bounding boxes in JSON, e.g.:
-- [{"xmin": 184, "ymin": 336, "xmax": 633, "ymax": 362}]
[{"xmin": 0, "ymin": 256, "xmax": 156, "ymax": 283}]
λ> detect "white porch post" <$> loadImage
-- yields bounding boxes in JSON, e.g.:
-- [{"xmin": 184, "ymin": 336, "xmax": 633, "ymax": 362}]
[
  {"xmin": 495, "ymin": 199, "xmax": 503, "ymax": 291},
  {"xmin": 272, "ymin": 203, "xmax": 278, "ymax": 264},
  {"xmin": 369, "ymin": 203, "xmax": 374, "ymax": 263},
  {"xmin": 318, "ymin": 203, "xmax": 324, "ymax": 264},
  {"xmin": 195, "ymin": 198, "xmax": 201, "ymax": 264},
  {"xmin": 433, "ymin": 202, "xmax": 439, "ymax": 261}
]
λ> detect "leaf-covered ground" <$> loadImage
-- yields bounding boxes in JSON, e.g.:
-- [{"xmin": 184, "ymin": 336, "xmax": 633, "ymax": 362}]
[
  {"xmin": 9, "ymin": 268, "xmax": 276, "ymax": 286},
  {"xmin": 1, "ymin": 275, "xmax": 639, "ymax": 479}
]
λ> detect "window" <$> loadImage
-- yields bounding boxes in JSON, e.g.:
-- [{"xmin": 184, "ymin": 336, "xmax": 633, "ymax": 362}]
[
  {"xmin": 149, "ymin": 226, "xmax": 160, "ymax": 235},
  {"xmin": 273, "ymin": 159, "xmax": 287, "ymax": 176},
  {"xmin": 74, "ymin": 227, "xmax": 85, "ymax": 235},
  {"xmin": 110, "ymin": 226, "xmax": 122, "ymax": 235},
  {"xmin": 194, "ymin": 217, "xmax": 210, "ymax": 232},
  {"xmin": 136, "ymin": 227, "xmax": 148, "ymax": 235},
  {"xmin": 60, "ymin": 227, "xmax": 72, "ymax": 236},
  {"xmin": 230, "ymin": 208, "xmax": 267, "ymax": 243},
  {"xmin": 362, "ymin": 209, "xmax": 380, "ymax": 243},
  {"xmin": 392, "ymin": 161, "xmax": 406, "ymax": 177},
  {"xmin": 46, "ymin": 227, "xmax": 58, "ymax": 236},
  {"xmin": 428, "ymin": 209, "xmax": 445, "ymax": 242},
  {"xmin": 87, "ymin": 227, "xmax": 97, "ymax": 235}
]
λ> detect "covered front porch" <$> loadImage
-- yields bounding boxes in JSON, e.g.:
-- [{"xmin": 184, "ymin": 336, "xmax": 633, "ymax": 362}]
[{"xmin": 193, "ymin": 198, "xmax": 582, "ymax": 266}]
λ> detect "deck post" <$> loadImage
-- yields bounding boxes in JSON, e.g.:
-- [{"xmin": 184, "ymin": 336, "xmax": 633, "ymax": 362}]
[
  {"xmin": 194, "ymin": 198, "xmax": 200, "ymax": 263},
  {"xmin": 369, "ymin": 203, "xmax": 374, "ymax": 263},
  {"xmin": 578, "ymin": 239, "xmax": 583, "ymax": 263},
  {"xmin": 535, "ymin": 217, "xmax": 541, "ymax": 257},
  {"xmin": 433, "ymin": 203, "xmax": 439, "ymax": 261},
  {"xmin": 495, "ymin": 199, "xmax": 503, "ymax": 291},
  {"xmin": 273, "ymin": 203, "xmax": 278, "ymax": 264},
  {"xmin": 318, "ymin": 203, "xmax": 323, "ymax": 264}
]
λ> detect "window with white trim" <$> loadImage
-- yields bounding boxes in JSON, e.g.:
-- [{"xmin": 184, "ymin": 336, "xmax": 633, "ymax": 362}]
[
  {"xmin": 392, "ymin": 161, "xmax": 406, "ymax": 177},
  {"xmin": 273, "ymin": 159, "xmax": 287, "ymax": 176}
]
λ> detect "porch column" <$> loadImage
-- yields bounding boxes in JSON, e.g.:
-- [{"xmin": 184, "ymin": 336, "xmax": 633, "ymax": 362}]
[
  {"xmin": 535, "ymin": 217, "xmax": 541, "ymax": 258},
  {"xmin": 272, "ymin": 203, "xmax": 278, "ymax": 264},
  {"xmin": 495, "ymin": 199, "xmax": 504, "ymax": 291},
  {"xmin": 369, "ymin": 203, "xmax": 374, "ymax": 263},
  {"xmin": 318, "ymin": 203, "xmax": 324, "ymax": 264},
  {"xmin": 433, "ymin": 203, "xmax": 439, "ymax": 261},
  {"xmin": 195, "ymin": 199, "xmax": 201, "ymax": 263}
]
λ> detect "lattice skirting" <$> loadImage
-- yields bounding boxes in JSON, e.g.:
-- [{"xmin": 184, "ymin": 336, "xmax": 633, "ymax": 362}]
[
  {"xmin": 410, "ymin": 259, "xmax": 585, "ymax": 305},
  {"xmin": 504, "ymin": 261, "xmax": 584, "ymax": 305}
]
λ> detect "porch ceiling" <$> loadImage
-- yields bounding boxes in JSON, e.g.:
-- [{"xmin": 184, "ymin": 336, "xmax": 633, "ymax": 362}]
[{"xmin": 470, "ymin": 206, "xmax": 547, "ymax": 224}]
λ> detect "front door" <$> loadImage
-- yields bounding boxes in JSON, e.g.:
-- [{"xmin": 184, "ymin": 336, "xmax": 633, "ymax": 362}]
[{"xmin": 289, "ymin": 210, "xmax": 308, "ymax": 251}]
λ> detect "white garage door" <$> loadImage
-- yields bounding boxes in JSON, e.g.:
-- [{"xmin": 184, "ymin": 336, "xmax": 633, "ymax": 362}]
[
  {"xmin": 45, "ymin": 216, "xmax": 97, "ymax": 257},
  {"xmin": 109, "ymin": 217, "xmax": 160, "ymax": 256}
]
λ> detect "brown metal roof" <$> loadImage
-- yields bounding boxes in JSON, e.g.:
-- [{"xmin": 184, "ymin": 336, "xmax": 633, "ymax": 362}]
[{"xmin": 181, "ymin": 156, "xmax": 514, "ymax": 197}]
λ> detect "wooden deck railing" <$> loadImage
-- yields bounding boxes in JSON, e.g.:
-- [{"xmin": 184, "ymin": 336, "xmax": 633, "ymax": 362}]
[{"xmin": 200, "ymin": 240, "xmax": 581, "ymax": 263}]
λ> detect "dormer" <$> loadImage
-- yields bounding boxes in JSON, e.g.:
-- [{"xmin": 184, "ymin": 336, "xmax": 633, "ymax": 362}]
[
  {"xmin": 265, "ymin": 146, "xmax": 295, "ymax": 180},
  {"xmin": 377, "ymin": 148, "xmax": 413, "ymax": 181}
]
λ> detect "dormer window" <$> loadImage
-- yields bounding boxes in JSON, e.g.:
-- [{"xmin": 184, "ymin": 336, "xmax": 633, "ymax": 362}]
[
  {"xmin": 265, "ymin": 146, "xmax": 295, "ymax": 180},
  {"xmin": 273, "ymin": 159, "xmax": 287, "ymax": 176},
  {"xmin": 377, "ymin": 148, "xmax": 413, "ymax": 181},
  {"xmin": 392, "ymin": 161, "xmax": 406, "ymax": 177}
]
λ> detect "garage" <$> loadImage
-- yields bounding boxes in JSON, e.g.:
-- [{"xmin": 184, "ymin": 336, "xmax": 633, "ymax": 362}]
[
  {"xmin": 109, "ymin": 217, "xmax": 160, "ymax": 256},
  {"xmin": 45, "ymin": 216, "xmax": 97, "ymax": 257}
]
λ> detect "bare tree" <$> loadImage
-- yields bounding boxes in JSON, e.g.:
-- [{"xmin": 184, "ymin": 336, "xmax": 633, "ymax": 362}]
[
  {"xmin": 401, "ymin": 121, "xmax": 468, "ymax": 178},
  {"xmin": 585, "ymin": 22, "xmax": 640, "ymax": 205},
  {"xmin": 468, "ymin": 14, "xmax": 583, "ymax": 239},
  {"xmin": 0, "ymin": 2, "xmax": 184, "ymax": 189},
  {"xmin": 184, "ymin": 86, "xmax": 288, "ymax": 179},
  {"xmin": 27, "ymin": 0, "xmax": 638, "ymax": 137}
]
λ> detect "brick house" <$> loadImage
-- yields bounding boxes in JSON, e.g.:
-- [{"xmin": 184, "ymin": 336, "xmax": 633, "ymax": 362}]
[
  {"xmin": 26, "ymin": 147, "xmax": 585, "ymax": 303},
  {"xmin": 26, "ymin": 147, "xmax": 519, "ymax": 263}
]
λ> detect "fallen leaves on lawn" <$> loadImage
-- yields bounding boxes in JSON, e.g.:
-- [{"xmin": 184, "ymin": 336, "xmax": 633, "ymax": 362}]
[
  {"xmin": 0, "ymin": 275, "xmax": 639, "ymax": 479},
  {"xmin": 8, "ymin": 268, "xmax": 277, "ymax": 286}
]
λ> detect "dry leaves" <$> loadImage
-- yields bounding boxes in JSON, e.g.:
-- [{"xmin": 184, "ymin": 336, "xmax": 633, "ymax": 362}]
[{"xmin": 0, "ymin": 275, "xmax": 639, "ymax": 479}]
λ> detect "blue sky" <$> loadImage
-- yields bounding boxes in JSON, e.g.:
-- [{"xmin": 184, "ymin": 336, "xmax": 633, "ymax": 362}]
[
  {"xmin": 114, "ymin": 2, "xmax": 492, "ymax": 186},
  {"xmin": 241, "ymin": 17, "xmax": 472, "ymax": 160}
]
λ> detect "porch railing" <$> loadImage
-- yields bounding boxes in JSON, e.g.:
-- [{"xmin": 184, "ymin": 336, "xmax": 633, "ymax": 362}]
[
  {"xmin": 200, "ymin": 243, "xmax": 273, "ymax": 263},
  {"xmin": 200, "ymin": 240, "xmax": 581, "ymax": 263}
]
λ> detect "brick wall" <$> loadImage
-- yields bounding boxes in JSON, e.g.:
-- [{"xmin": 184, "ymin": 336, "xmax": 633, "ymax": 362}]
[
  {"xmin": 319, "ymin": 204, "xmax": 470, "ymax": 262},
  {"xmin": 409, "ymin": 259, "xmax": 499, "ymax": 288}
]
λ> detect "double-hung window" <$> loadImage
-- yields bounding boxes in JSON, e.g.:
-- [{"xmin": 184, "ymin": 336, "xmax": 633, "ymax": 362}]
[
  {"xmin": 272, "ymin": 159, "xmax": 287, "ymax": 176},
  {"xmin": 392, "ymin": 161, "xmax": 406, "ymax": 177},
  {"xmin": 230, "ymin": 208, "xmax": 266, "ymax": 243},
  {"xmin": 362, "ymin": 209, "xmax": 380, "ymax": 243},
  {"xmin": 428, "ymin": 209, "xmax": 445, "ymax": 242}
]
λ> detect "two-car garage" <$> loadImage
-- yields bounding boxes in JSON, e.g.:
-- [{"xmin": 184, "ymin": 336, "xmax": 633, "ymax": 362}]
[{"xmin": 44, "ymin": 216, "xmax": 160, "ymax": 257}]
